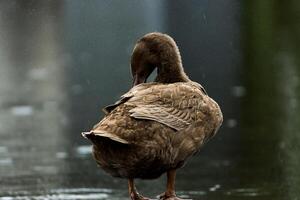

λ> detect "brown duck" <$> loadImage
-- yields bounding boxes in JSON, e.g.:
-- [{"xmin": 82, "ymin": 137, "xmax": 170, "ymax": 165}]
[{"xmin": 82, "ymin": 32, "xmax": 223, "ymax": 200}]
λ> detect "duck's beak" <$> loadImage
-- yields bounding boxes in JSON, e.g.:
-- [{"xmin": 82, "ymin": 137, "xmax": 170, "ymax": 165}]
[{"xmin": 133, "ymin": 74, "xmax": 146, "ymax": 86}]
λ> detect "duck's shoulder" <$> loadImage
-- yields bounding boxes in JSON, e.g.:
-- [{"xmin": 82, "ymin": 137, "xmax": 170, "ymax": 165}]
[
  {"xmin": 128, "ymin": 81, "xmax": 206, "ymax": 102},
  {"xmin": 102, "ymin": 83, "xmax": 159, "ymax": 114},
  {"xmin": 188, "ymin": 81, "xmax": 208, "ymax": 95}
]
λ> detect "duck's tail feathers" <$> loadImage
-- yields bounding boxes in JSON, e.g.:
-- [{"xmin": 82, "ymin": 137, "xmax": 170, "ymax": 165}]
[
  {"xmin": 81, "ymin": 131, "xmax": 93, "ymax": 139},
  {"xmin": 81, "ymin": 130, "xmax": 129, "ymax": 144}
]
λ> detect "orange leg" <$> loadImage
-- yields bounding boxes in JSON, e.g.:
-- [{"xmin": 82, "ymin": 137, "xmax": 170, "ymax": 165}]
[
  {"xmin": 128, "ymin": 179, "xmax": 150, "ymax": 200},
  {"xmin": 159, "ymin": 169, "xmax": 183, "ymax": 200}
]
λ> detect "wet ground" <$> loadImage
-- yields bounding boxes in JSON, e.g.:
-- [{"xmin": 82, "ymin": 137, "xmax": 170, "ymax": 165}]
[{"xmin": 1, "ymin": 1, "xmax": 300, "ymax": 200}]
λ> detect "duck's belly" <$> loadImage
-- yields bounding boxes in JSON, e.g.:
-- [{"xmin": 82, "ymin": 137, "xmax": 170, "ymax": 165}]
[{"xmin": 92, "ymin": 137, "xmax": 180, "ymax": 179}]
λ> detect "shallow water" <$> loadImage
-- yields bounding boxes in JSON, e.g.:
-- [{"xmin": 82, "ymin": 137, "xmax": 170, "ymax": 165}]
[{"xmin": 0, "ymin": 1, "xmax": 300, "ymax": 200}]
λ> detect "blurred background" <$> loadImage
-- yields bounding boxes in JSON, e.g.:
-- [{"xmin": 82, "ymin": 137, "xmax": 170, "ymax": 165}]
[{"xmin": 0, "ymin": 0, "xmax": 299, "ymax": 199}]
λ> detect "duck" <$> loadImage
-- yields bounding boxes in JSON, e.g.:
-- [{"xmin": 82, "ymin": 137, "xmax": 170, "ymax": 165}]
[{"xmin": 82, "ymin": 32, "xmax": 223, "ymax": 200}]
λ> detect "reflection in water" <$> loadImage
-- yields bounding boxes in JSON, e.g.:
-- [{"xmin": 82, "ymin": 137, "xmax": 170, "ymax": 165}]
[{"xmin": 0, "ymin": 0, "xmax": 299, "ymax": 200}]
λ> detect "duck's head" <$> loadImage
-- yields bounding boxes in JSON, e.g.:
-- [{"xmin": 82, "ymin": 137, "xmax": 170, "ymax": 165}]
[{"xmin": 131, "ymin": 32, "xmax": 189, "ymax": 86}]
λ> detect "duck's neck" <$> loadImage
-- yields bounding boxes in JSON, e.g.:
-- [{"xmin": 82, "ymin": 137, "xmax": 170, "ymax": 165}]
[
  {"xmin": 132, "ymin": 32, "xmax": 191, "ymax": 84},
  {"xmin": 155, "ymin": 62, "xmax": 190, "ymax": 83}
]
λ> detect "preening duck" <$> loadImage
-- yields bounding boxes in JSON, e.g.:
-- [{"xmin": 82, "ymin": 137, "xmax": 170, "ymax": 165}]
[{"xmin": 82, "ymin": 32, "xmax": 223, "ymax": 200}]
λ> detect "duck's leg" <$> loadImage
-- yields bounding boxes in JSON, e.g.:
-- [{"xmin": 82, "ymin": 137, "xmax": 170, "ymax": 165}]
[
  {"xmin": 159, "ymin": 169, "xmax": 183, "ymax": 200},
  {"xmin": 128, "ymin": 179, "xmax": 150, "ymax": 200}
]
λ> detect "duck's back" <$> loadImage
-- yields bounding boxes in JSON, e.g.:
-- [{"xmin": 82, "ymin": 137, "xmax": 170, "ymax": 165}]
[{"xmin": 86, "ymin": 82, "xmax": 222, "ymax": 179}]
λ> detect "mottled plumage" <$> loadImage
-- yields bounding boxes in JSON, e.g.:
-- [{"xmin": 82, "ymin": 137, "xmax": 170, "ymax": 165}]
[
  {"xmin": 86, "ymin": 82, "xmax": 221, "ymax": 179},
  {"xmin": 82, "ymin": 32, "xmax": 223, "ymax": 200}
]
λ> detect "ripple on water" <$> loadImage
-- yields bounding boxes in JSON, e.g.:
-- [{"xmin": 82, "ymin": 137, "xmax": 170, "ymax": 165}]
[
  {"xmin": 50, "ymin": 188, "xmax": 113, "ymax": 194},
  {"xmin": 177, "ymin": 190, "xmax": 206, "ymax": 199},
  {"xmin": 226, "ymin": 188, "xmax": 268, "ymax": 197},
  {"xmin": 0, "ymin": 193, "xmax": 108, "ymax": 200},
  {"xmin": 0, "ymin": 188, "xmax": 113, "ymax": 200},
  {"xmin": 182, "ymin": 190, "xmax": 207, "ymax": 196}
]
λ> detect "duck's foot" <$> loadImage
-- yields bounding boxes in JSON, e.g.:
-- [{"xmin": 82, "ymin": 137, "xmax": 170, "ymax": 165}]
[
  {"xmin": 130, "ymin": 191, "xmax": 150, "ymax": 200},
  {"xmin": 158, "ymin": 169, "xmax": 185, "ymax": 200},
  {"xmin": 158, "ymin": 192, "xmax": 184, "ymax": 200},
  {"xmin": 128, "ymin": 179, "xmax": 151, "ymax": 200}
]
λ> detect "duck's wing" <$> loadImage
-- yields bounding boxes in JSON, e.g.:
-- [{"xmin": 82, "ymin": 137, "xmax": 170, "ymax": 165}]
[
  {"xmin": 88, "ymin": 82, "xmax": 221, "ymax": 146},
  {"xmin": 126, "ymin": 82, "xmax": 222, "ymax": 161},
  {"xmin": 102, "ymin": 83, "xmax": 157, "ymax": 114},
  {"xmin": 126, "ymin": 82, "xmax": 209, "ymax": 131}
]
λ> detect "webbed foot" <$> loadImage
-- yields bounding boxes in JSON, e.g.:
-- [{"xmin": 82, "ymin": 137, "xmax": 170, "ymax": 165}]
[
  {"xmin": 130, "ymin": 191, "xmax": 150, "ymax": 200},
  {"xmin": 128, "ymin": 179, "xmax": 151, "ymax": 200},
  {"xmin": 158, "ymin": 169, "xmax": 189, "ymax": 200},
  {"xmin": 159, "ymin": 192, "xmax": 184, "ymax": 200}
]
